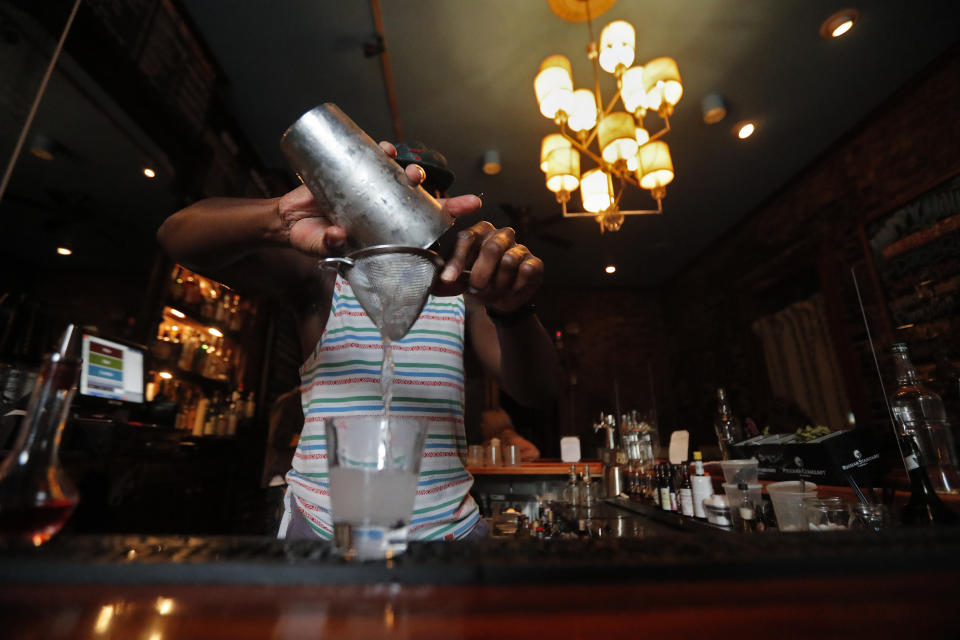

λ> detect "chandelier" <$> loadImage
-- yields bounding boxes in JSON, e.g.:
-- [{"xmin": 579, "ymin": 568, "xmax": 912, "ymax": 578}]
[{"xmin": 534, "ymin": 1, "xmax": 682, "ymax": 232}]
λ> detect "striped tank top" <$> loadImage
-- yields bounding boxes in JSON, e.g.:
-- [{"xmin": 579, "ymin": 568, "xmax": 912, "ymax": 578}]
[{"xmin": 281, "ymin": 275, "xmax": 480, "ymax": 540}]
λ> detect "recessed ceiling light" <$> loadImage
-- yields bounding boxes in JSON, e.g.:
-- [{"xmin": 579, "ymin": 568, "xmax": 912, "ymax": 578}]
[
  {"xmin": 604, "ymin": 265, "xmax": 616, "ymax": 274},
  {"xmin": 820, "ymin": 9, "xmax": 859, "ymax": 39},
  {"xmin": 143, "ymin": 167, "xmax": 156, "ymax": 178},
  {"xmin": 734, "ymin": 121, "xmax": 756, "ymax": 140},
  {"xmin": 56, "ymin": 247, "xmax": 72, "ymax": 256}
]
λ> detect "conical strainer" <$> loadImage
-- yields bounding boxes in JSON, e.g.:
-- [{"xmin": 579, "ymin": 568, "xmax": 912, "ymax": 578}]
[{"xmin": 320, "ymin": 245, "xmax": 444, "ymax": 340}]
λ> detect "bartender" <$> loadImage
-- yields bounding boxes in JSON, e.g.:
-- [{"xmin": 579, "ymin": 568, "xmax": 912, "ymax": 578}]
[{"xmin": 157, "ymin": 141, "xmax": 561, "ymax": 541}]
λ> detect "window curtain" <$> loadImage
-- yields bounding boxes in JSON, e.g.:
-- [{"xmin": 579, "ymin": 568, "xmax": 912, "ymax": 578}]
[{"xmin": 751, "ymin": 293, "xmax": 852, "ymax": 428}]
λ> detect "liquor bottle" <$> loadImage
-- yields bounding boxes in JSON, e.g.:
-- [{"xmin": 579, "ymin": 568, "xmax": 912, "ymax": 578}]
[
  {"xmin": 691, "ymin": 450, "xmax": 714, "ymax": 519},
  {"xmin": 668, "ymin": 464, "xmax": 679, "ymax": 512},
  {"xmin": 170, "ymin": 266, "xmax": 185, "ymax": 302},
  {"xmin": 693, "ymin": 450, "xmax": 705, "ymax": 477},
  {"xmin": 651, "ymin": 463, "xmax": 661, "ymax": 508},
  {"xmin": 714, "ymin": 387, "xmax": 744, "ymax": 460},
  {"xmin": 900, "ymin": 439, "xmax": 958, "ymax": 526},
  {"xmin": 578, "ymin": 466, "xmax": 595, "ymax": 516},
  {"xmin": 563, "ymin": 464, "xmax": 580, "ymax": 511},
  {"xmin": 890, "ymin": 343, "xmax": 960, "ymax": 494},
  {"xmin": 658, "ymin": 464, "xmax": 672, "ymax": 511},
  {"xmin": 679, "ymin": 464, "xmax": 695, "ymax": 517},
  {"xmin": 736, "ymin": 482, "xmax": 758, "ymax": 532}
]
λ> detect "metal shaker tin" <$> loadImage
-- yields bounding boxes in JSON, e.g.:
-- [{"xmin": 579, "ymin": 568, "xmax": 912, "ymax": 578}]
[{"xmin": 280, "ymin": 103, "xmax": 452, "ymax": 252}]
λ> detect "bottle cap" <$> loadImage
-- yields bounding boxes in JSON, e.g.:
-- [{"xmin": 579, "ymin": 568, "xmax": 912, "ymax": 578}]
[{"xmin": 693, "ymin": 451, "xmax": 703, "ymax": 460}]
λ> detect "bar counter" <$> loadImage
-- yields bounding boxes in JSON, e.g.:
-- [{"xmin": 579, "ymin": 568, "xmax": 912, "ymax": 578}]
[{"xmin": 3, "ymin": 506, "xmax": 960, "ymax": 637}]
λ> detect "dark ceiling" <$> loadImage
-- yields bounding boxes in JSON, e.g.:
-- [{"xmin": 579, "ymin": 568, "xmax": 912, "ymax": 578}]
[{"xmin": 2, "ymin": 0, "xmax": 959, "ymax": 289}]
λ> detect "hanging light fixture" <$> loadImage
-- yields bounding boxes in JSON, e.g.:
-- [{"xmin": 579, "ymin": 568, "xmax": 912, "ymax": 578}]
[{"xmin": 535, "ymin": 0, "xmax": 683, "ymax": 232}]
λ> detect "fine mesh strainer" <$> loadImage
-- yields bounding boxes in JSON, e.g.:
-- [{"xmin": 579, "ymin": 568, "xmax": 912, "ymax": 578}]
[{"xmin": 320, "ymin": 245, "xmax": 444, "ymax": 340}]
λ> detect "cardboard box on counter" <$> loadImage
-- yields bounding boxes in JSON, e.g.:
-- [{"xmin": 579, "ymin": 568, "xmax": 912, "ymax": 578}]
[{"xmin": 729, "ymin": 429, "xmax": 881, "ymax": 486}]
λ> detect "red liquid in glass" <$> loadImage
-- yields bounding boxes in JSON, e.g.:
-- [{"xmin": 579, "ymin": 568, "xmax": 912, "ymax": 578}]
[{"xmin": 0, "ymin": 500, "xmax": 77, "ymax": 547}]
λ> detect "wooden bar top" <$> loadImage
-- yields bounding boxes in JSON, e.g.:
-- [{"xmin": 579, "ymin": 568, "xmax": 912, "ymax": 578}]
[{"xmin": 467, "ymin": 460, "xmax": 602, "ymax": 475}]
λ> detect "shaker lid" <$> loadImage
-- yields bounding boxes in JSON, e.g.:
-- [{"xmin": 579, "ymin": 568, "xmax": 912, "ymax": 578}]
[{"xmin": 395, "ymin": 141, "xmax": 456, "ymax": 194}]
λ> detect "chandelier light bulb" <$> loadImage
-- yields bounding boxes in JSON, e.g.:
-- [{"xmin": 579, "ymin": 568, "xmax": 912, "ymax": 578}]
[
  {"xmin": 637, "ymin": 141, "xmax": 674, "ymax": 190},
  {"xmin": 619, "ymin": 66, "xmax": 647, "ymax": 116},
  {"xmin": 534, "ymin": 55, "xmax": 574, "ymax": 119},
  {"xmin": 599, "ymin": 20, "xmax": 635, "ymax": 74},
  {"xmin": 598, "ymin": 112, "xmax": 639, "ymax": 165},
  {"xmin": 580, "ymin": 169, "xmax": 614, "ymax": 213},
  {"xmin": 567, "ymin": 89, "xmax": 599, "ymax": 133},
  {"xmin": 545, "ymin": 147, "xmax": 581, "ymax": 194},
  {"xmin": 642, "ymin": 57, "xmax": 683, "ymax": 114},
  {"xmin": 540, "ymin": 134, "xmax": 571, "ymax": 172}
]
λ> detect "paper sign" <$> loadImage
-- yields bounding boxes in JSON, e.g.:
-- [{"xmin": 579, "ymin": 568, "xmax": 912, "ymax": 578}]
[{"xmin": 668, "ymin": 430, "xmax": 689, "ymax": 464}]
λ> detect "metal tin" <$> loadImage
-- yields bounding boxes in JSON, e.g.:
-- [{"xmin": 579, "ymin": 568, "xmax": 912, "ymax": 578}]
[{"xmin": 280, "ymin": 103, "xmax": 452, "ymax": 252}]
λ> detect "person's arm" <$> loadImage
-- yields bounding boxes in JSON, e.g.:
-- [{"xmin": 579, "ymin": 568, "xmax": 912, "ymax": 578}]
[
  {"xmin": 437, "ymin": 221, "xmax": 563, "ymax": 407},
  {"xmin": 465, "ymin": 295, "xmax": 561, "ymax": 408},
  {"xmin": 156, "ymin": 187, "xmax": 329, "ymax": 302}
]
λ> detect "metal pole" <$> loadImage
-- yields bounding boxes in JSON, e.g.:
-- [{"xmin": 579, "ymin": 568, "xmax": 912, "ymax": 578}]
[{"xmin": 0, "ymin": 0, "xmax": 83, "ymax": 205}]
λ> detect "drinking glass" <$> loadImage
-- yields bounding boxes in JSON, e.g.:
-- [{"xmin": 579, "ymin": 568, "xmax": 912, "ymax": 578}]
[
  {"xmin": 466, "ymin": 445, "xmax": 484, "ymax": 467},
  {"xmin": 326, "ymin": 416, "xmax": 428, "ymax": 561},
  {"xmin": 802, "ymin": 497, "xmax": 848, "ymax": 531},
  {"xmin": 848, "ymin": 503, "xmax": 891, "ymax": 533}
]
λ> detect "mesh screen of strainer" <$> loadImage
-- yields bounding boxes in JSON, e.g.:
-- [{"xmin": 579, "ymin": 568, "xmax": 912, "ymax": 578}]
[{"xmin": 343, "ymin": 249, "xmax": 441, "ymax": 341}]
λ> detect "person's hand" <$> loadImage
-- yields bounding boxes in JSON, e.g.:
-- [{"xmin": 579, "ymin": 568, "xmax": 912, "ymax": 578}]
[
  {"xmin": 434, "ymin": 221, "xmax": 544, "ymax": 313},
  {"xmin": 275, "ymin": 142, "xmax": 482, "ymax": 258},
  {"xmin": 501, "ymin": 429, "xmax": 541, "ymax": 462}
]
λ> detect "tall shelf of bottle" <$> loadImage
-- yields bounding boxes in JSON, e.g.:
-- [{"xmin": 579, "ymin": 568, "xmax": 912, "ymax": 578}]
[
  {"xmin": 146, "ymin": 265, "xmax": 260, "ymax": 438},
  {"xmin": 866, "ymin": 173, "xmax": 960, "ymax": 419}
]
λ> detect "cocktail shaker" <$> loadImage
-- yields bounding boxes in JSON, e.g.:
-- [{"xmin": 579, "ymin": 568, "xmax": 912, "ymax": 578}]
[{"xmin": 280, "ymin": 103, "xmax": 453, "ymax": 252}]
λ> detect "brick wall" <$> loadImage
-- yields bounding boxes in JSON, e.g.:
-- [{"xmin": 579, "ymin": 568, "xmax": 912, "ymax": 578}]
[{"xmin": 663, "ymin": 44, "xmax": 960, "ymax": 450}]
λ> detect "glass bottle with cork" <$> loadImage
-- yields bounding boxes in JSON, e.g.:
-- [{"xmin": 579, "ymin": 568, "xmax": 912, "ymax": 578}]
[
  {"xmin": 0, "ymin": 325, "xmax": 81, "ymax": 547},
  {"xmin": 890, "ymin": 343, "xmax": 960, "ymax": 494}
]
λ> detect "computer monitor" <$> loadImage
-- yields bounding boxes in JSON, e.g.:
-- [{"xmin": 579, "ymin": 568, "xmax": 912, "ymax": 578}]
[{"xmin": 78, "ymin": 332, "xmax": 146, "ymax": 406}]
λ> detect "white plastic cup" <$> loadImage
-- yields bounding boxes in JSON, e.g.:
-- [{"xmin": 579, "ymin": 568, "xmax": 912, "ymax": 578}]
[
  {"xmin": 767, "ymin": 481, "xmax": 818, "ymax": 531},
  {"xmin": 326, "ymin": 416, "xmax": 428, "ymax": 560}
]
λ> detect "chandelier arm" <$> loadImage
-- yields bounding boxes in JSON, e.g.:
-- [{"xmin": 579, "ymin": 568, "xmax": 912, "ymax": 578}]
[
  {"xmin": 613, "ymin": 177, "xmax": 627, "ymax": 209},
  {"xmin": 647, "ymin": 113, "xmax": 672, "ymax": 142},
  {"xmin": 561, "ymin": 199, "xmax": 596, "ymax": 218},
  {"xmin": 563, "ymin": 132, "xmax": 605, "ymax": 167},
  {"xmin": 618, "ymin": 209, "xmax": 663, "ymax": 216},
  {"xmin": 609, "ymin": 170, "xmax": 642, "ymax": 189},
  {"xmin": 602, "ymin": 91, "xmax": 621, "ymax": 118}
]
